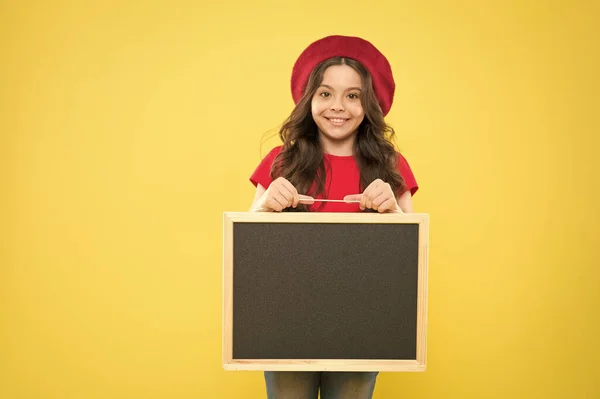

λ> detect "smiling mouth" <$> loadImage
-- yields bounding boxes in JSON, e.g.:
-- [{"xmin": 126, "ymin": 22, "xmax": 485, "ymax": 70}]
[{"xmin": 325, "ymin": 117, "xmax": 349, "ymax": 125}]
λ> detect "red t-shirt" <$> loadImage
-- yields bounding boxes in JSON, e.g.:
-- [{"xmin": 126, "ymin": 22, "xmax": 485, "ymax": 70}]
[{"xmin": 250, "ymin": 146, "xmax": 418, "ymax": 213}]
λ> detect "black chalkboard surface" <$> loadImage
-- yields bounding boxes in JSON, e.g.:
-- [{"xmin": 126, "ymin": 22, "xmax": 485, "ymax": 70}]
[{"xmin": 223, "ymin": 212, "xmax": 429, "ymax": 372}]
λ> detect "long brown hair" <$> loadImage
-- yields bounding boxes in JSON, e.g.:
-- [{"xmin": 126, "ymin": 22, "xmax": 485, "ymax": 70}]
[{"xmin": 271, "ymin": 57, "xmax": 405, "ymax": 211}]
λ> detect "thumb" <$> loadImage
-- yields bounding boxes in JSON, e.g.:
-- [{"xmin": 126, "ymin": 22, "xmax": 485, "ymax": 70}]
[
  {"xmin": 298, "ymin": 194, "xmax": 315, "ymax": 204},
  {"xmin": 343, "ymin": 194, "xmax": 362, "ymax": 202}
]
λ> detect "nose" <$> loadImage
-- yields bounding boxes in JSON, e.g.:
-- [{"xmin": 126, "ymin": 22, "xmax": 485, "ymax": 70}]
[{"xmin": 330, "ymin": 95, "xmax": 345, "ymax": 112}]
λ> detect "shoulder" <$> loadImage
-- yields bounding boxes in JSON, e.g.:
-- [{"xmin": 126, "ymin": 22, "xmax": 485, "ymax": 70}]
[
  {"xmin": 255, "ymin": 145, "xmax": 284, "ymax": 168},
  {"xmin": 249, "ymin": 145, "xmax": 284, "ymax": 188},
  {"xmin": 395, "ymin": 151, "xmax": 413, "ymax": 172},
  {"xmin": 260, "ymin": 145, "xmax": 283, "ymax": 164},
  {"xmin": 395, "ymin": 151, "xmax": 411, "ymax": 164}
]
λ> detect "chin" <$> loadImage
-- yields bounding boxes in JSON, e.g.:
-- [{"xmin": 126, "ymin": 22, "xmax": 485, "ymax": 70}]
[{"xmin": 319, "ymin": 129, "xmax": 357, "ymax": 143}]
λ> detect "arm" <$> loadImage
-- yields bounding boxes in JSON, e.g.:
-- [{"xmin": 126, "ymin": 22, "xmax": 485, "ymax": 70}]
[
  {"xmin": 395, "ymin": 190, "xmax": 414, "ymax": 213},
  {"xmin": 249, "ymin": 184, "xmax": 268, "ymax": 212}
]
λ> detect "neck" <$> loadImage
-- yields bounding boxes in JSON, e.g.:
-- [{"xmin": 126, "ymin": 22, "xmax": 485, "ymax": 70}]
[{"xmin": 319, "ymin": 133, "xmax": 356, "ymax": 156}]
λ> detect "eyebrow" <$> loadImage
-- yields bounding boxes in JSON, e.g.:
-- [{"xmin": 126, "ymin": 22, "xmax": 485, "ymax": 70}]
[{"xmin": 319, "ymin": 84, "xmax": 362, "ymax": 92}]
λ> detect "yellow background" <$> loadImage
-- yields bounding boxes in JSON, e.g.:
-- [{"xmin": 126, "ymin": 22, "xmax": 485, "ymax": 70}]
[{"xmin": 1, "ymin": 0, "xmax": 598, "ymax": 398}]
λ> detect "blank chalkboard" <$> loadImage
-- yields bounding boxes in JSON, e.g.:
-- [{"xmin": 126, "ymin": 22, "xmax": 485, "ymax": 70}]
[{"xmin": 222, "ymin": 212, "xmax": 429, "ymax": 372}]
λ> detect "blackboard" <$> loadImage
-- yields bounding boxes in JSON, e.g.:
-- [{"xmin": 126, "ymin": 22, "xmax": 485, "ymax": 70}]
[{"xmin": 222, "ymin": 212, "xmax": 429, "ymax": 372}]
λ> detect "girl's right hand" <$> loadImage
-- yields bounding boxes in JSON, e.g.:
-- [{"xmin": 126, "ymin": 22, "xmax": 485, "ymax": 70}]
[{"xmin": 253, "ymin": 177, "xmax": 313, "ymax": 212}]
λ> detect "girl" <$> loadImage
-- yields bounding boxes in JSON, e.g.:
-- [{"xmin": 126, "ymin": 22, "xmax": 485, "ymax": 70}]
[{"xmin": 249, "ymin": 35, "xmax": 419, "ymax": 399}]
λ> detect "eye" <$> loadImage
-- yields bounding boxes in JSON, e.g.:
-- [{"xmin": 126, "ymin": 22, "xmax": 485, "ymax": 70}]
[
  {"xmin": 319, "ymin": 92, "xmax": 331, "ymax": 98},
  {"xmin": 348, "ymin": 93, "xmax": 360, "ymax": 99}
]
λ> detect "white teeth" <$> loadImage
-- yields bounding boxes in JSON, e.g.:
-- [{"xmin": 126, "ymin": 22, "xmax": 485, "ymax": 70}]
[{"xmin": 329, "ymin": 118, "xmax": 347, "ymax": 123}]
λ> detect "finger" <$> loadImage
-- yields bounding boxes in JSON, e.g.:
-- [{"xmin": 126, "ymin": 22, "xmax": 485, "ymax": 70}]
[
  {"xmin": 362, "ymin": 179, "xmax": 383, "ymax": 210},
  {"xmin": 364, "ymin": 188, "xmax": 378, "ymax": 210},
  {"xmin": 272, "ymin": 192, "xmax": 291, "ymax": 210},
  {"xmin": 359, "ymin": 188, "xmax": 371, "ymax": 210},
  {"xmin": 279, "ymin": 187, "xmax": 295, "ymax": 208},
  {"xmin": 365, "ymin": 196, "xmax": 373, "ymax": 210},
  {"xmin": 280, "ymin": 180, "xmax": 299, "ymax": 207},
  {"xmin": 358, "ymin": 184, "xmax": 369, "ymax": 210},
  {"xmin": 267, "ymin": 193, "xmax": 285, "ymax": 211},
  {"xmin": 343, "ymin": 194, "xmax": 362, "ymax": 202},
  {"xmin": 371, "ymin": 190, "xmax": 390, "ymax": 210},
  {"xmin": 266, "ymin": 197, "xmax": 282, "ymax": 212},
  {"xmin": 370, "ymin": 182, "xmax": 394, "ymax": 210},
  {"xmin": 369, "ymin": 181, "xmax": 388, "ymax": 199},
  {"xmin": 377, "ymin": 197, "xmax": 397, "ymax": 213},
  {"xmin": 275, "ymin": 182, "xmax": 295, "ymax": 206}
]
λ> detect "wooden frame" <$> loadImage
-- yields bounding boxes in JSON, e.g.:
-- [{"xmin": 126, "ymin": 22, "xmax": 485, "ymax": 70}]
[{"xmin": 222, "ymin": 212, "xmax": 429, "ymax": 372}]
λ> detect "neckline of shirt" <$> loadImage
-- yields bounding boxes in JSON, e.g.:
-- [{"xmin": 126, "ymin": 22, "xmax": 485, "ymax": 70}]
[{"xmin": 324, "ymin": 152, "xmax": 355, "ymax": 160}]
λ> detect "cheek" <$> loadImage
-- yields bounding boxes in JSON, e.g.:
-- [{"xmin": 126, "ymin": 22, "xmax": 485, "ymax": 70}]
[
  {"xmin": 311, "ymin": 99, "xmax": 326, "ymax": 116},
  {"xmin": 350, "ymin": 102, "xmax": 365, "ymax": 118}
]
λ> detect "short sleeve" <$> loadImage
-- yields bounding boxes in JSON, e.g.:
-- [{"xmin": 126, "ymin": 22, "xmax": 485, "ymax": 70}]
[
  {"xmin": 249, "ymin": 146, "xmax": 283, "ymax": 189},
  {"xmin": 397, "ymin": 152, "xmax": 419, "ymax": 196}
]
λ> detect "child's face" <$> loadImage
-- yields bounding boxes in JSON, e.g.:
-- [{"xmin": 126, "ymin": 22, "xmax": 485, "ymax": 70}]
[{"xmin": 311, "ymin": 64, "xmax": 365, "ymax": 151}]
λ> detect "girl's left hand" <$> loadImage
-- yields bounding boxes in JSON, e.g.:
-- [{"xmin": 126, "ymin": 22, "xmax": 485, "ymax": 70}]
[{"xmin": 344, "ymin": 179, "xmax": 402, "ymax": 213}]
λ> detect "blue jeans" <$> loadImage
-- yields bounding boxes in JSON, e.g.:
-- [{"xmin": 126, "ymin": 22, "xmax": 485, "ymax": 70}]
[{"xmin": 264, "ymin": 371, "xmax": 379, "ymax": 399}]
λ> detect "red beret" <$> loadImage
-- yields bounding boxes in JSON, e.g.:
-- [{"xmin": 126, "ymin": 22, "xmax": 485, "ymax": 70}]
[{"xmin": 291, "ymin": 35, "xmax": 395, "ymax": 116}]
